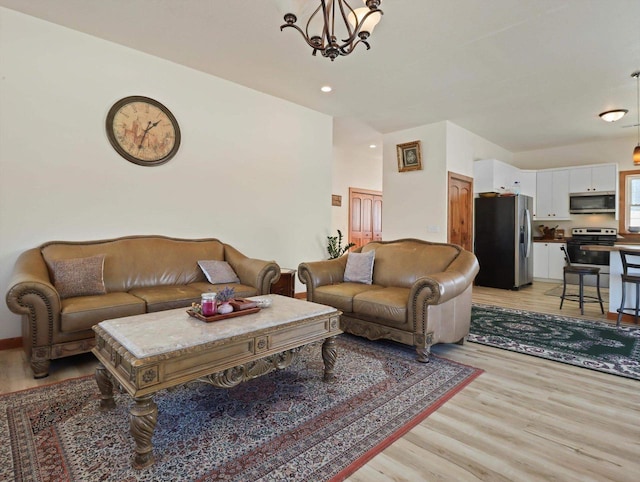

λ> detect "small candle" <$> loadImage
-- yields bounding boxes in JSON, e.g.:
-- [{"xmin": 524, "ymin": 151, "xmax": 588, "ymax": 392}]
[{"xmin": 201, "ymin": 293, "xmax": 217, "ymax": 316}]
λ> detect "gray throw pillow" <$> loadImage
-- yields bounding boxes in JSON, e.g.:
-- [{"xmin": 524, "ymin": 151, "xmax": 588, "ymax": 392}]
[
  {"xmin": 343, "ymin": 250, "xmax": 375, "ymax": 284},
  {"xmin": 198, "ymin": 260, "xmax": 240, "ymax": 284},
  {"xmin": 48, "ymin": 254, "xmax": 107, "ymax": 299}
]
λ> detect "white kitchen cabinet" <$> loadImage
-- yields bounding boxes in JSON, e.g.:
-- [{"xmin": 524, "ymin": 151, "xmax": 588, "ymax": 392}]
[
  {"xmin": 474, "ymin": 159, "xmax": 520, "ymax": 193},
  {"xmin": 569, "ymin": 164, "xmax": 616, "ymax": 193},
  {"xmin": 533, "ymin": 242, "xmax": 566, "ymax": 280},
  {"xmin": 535, "ymin": 169, "xmax": 570, "ymax": 220}
]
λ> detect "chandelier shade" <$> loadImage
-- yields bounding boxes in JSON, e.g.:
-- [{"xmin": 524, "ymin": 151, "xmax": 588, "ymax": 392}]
[{"xmin": 276, "ymin": 0, "xmax": 384, "ymax": 61}]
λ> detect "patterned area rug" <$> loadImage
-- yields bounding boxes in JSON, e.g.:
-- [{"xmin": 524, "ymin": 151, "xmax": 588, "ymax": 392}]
[
  {"xmin": 1, "ymin": 335, "xmax": 481, "ymax": 482},
  {"xmin": 470, "ymin": 304, "xmax": 640, "ymax": 380}
]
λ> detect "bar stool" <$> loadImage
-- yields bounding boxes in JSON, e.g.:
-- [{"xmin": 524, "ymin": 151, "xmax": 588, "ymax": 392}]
[
  {"xmin": 616, "ymin": 249, "xmax": 640, "ymax": 327},
  {"xmin": 559, "ymin": 246, "xmax": 604, "ymax": 315}
]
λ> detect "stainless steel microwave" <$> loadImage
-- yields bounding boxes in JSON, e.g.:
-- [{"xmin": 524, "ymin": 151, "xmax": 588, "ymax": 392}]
[{"xmin": 569, "ymin": 191, "xmax": 616, "ymax": 214}]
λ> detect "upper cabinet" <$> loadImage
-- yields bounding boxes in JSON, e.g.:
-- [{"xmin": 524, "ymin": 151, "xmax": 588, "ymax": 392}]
[
  {"xmin": 535, "ymin": 170, "xmax": 570, "ymax": 220},
  {"xmin": 569, "ymin": 165, "xmax": 617, "ymax": 193},
  {"xmin": 473, "ymin": 159, "xmax": 536, "ymax": 197}
]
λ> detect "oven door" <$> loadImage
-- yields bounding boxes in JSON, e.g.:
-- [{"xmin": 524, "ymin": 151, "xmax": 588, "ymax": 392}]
[{"xmin": 566, "ymin": 242, "xmax": 610, "ymax": 266}]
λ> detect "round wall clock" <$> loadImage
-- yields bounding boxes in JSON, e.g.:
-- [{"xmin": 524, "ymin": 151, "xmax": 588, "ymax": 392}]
[{"xmin": 106, "ymin": 96, "xmax": 181, "ymax": 166}]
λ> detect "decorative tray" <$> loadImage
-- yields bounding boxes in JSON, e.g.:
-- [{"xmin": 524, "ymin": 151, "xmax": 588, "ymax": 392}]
[{"xmin": 187, "ymin": 298, "xmax": 260, "ymax": 323}]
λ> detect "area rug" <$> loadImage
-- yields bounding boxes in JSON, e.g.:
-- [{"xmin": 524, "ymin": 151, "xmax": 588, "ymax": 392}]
[
  {"xmin": 0, "ymin": 335, "xmax": 481, "ymax": 482},
  {"xmin": 470, "ymin": 304, "xmax": 640, "ymax": 380}
]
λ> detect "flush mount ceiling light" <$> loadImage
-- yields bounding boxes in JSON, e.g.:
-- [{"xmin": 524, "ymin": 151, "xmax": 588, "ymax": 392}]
[
  {"xmin": 276, "ymin": 0, "xmax": 383, "ymax": 61},
  {"xmin": 633, "ymin": 70, "xmax": 640, "ymax": 165},
  {"xmin": 599, "ymin": 109, "xmax": 628, "ymax": 122}
]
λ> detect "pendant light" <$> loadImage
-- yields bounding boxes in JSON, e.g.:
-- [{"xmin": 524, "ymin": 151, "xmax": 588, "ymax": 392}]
[{"xmin": 633, "ymin": 70, "xmax": 640, "ymax": 165}]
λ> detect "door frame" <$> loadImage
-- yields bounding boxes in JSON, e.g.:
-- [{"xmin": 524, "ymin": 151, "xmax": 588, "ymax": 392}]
[
  {"xmin": 348, "ymin": 187, "xmax": 383, "ymax": 248},
  {"xmin": 447, "ymin": 171, "xmax": 474, "ymax": 251}
]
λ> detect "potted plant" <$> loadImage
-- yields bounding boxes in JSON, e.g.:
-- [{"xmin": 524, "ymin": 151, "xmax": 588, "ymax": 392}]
[{"xmin": 327, "ymin": 229, "xmax": 355, "ymax": 259}]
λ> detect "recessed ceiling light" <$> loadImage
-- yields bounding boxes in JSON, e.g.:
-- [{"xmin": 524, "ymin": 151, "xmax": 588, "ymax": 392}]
[
  {"xmin": 599, "ymin": 109, "xmax": 628, "ymax": 122},
  {"xmin": 320, "ymin": 85, "xmax": 332, "ymax": 93},
  {"xmin": 369, "ymin": 144, "xmax": 377, "ymax": 148}
]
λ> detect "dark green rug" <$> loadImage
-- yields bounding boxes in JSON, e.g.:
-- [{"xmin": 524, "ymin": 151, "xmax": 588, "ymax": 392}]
[{"xmin": 470, "ymin": 304, "xmax": 640, "ymax": 380}]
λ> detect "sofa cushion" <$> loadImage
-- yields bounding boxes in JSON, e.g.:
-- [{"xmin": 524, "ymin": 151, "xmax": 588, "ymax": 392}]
[
  {"xmin": 48, "ymin": 254, "xmax": 107, "ymax": 299},
  {"xmin": 353, "ymin": 287, "xmax": 411, "ymax": 330},
  {"xmin": 188, "ymin": 282, "xmax": 258, "ymax": 299},
  {"xmin": 314, "ymin": 283, "xmax": 384, "ymax": 313},
  {"xmin": 128, "ymin": 285, "xmax": 203, "ymax": 312},
  {"xmin": 343, "ymin": 251, "xmax": 375, "ymax": 284},
  {"xmin": 60, "ymin": 292, "xmax": 146, "ymax": 333},
  {"xmin": 198, "ymin": 260, "xmax": 240, "ymax": 284}
]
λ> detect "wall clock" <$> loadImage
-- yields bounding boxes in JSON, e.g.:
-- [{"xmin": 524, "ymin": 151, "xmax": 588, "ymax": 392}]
[{"xmin": 106, "ymin": 96, "xmax": 181, "ymax": 166}]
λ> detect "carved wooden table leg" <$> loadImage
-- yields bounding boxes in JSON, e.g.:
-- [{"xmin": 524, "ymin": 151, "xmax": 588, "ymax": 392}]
[
  {"xmin": 95, "ymin": 363, "xmax": 116, "ymax": 410},
  {"xmin": 322, "ymin": 336, "xmax": 337, "ymax": 382},
  {"xmin": 130, "ymin": 395, "xmax": 158, "ymax": 469}
]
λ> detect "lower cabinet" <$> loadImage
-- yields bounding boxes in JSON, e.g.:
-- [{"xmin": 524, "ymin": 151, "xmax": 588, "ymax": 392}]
[{"xmin": 533, "ymin": 242, "xmax": 566, "ymax": 280}]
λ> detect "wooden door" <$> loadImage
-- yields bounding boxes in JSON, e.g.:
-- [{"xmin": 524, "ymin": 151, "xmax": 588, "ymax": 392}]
[
  {"xmin": 448, "ymin": 172, "xmax": 473, "ymax": 251},
  {"xmin": 349, "ymin": 188, "xmax": 382, "ymax": 249}
]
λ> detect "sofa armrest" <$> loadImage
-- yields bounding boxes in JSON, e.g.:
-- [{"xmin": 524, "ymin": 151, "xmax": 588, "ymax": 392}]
[
  {"xmin": 410, "ymin": 249, "xmax": 479, "ymax": 310},
  {"xmin": 224, "ymin": 244, "xmax": 281, "ymax": 295},
  {"xmin": 298, "ymin": 257, "xmax": 348, "ymax": 300},
  {"xmin": 5, "ymin": 248, "xmax": 61, "ymax": 348},
  {"xmin": 411, "ymin": 249, "xmax": 479, "ymax": 303}
]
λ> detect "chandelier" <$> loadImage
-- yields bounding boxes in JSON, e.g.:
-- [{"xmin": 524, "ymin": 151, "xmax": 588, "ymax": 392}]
[{"xmin": 276, "ymin": 0, "xmax": 383, "ymax": 61}]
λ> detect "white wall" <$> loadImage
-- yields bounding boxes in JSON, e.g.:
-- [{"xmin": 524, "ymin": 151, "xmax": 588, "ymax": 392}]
[
  {"xmin": 382, "ymin": 122, "xmax": 448, "ymax": 241},
  {"xmin": 382, "ymin": 121, "xmax": 516, "ymax": 242},
  {"xmin": 446, "ymin": 122, "xmax": 514, "ymax": 176},
  {"xmin": 0, "ymin": 8, "xmax": 332, "ymax": 339},
  {"xmin": 331, "ymin": 118, "xmax": 383, "ymax": 245}
]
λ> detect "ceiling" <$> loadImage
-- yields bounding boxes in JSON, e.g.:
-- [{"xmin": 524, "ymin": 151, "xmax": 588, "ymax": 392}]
[{"xmin": 2, "ymin": 0, "xmax": 640, "ymax": 153}]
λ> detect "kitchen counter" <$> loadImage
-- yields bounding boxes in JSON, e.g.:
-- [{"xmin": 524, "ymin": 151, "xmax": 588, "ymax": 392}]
[
  {"xmin": 533, "ymin": 237, "xmax": 568, "ymax": 243},
  {"xmin": 580, "ymin": 244, "xmax": 640, "ymax": 251},
  {"xmin": 581, "ymin": 244, "xmax": 640, "ymax": 321}
]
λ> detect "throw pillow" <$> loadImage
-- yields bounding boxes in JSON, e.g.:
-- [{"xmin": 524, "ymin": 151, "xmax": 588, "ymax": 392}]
[
  {"xmin": 48, "ymin": 254, "xmax": 107, "ymax": 299},
  {"xmin": 343, "ymin": 250, "xmax": 375, "ymax": 284},
  {"xmin": 198, "ymin": 260, "xmax": 240, "ymax": 284}
]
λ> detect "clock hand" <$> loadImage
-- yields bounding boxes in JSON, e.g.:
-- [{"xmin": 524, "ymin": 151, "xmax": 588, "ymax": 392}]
[{"xmin": 138, "ymin": 121, "xmax": 154, "ymax": 149}]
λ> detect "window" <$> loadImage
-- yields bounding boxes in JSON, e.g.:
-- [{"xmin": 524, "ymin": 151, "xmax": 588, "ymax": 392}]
[
  {"xmin": 620, "ymin": 169, "xmax": 640, "ymax": 233},
  {"xmin": 629, "ymin": 175, "xmax": 640, "ymax": 231}
]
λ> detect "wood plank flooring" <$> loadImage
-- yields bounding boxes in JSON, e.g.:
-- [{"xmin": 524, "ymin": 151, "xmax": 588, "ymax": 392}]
[{"xmin": 1, "ymin": 281, "xmax": 638, "ymax": 481}]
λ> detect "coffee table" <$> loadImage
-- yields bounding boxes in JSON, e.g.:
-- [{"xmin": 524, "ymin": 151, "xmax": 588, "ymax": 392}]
[{"xmin": 91, "ymin": 294, "xmax": 341, "ymax": 469}]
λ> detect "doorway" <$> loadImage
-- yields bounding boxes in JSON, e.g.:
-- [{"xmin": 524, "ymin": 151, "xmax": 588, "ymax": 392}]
[
  {"xmin": 448, "ymin": 172, "xmax": 473, "ymax": 252},
  {"xmin": 349, "ymin": 188, "xmax": 383, "ymax": 250}
]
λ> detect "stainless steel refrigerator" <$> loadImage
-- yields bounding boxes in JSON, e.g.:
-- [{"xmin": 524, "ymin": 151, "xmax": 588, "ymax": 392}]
[{"xmin": 474, "ymin": 195, "xmax": 533, "ymax": 290}]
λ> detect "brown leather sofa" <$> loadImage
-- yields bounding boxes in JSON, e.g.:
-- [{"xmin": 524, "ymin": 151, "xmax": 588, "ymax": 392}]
[
  {"xmin": 6, "ymin": 235, "xmax": 280, "ymax": 378},
  {"xmin": 298, "ymin": 239, "xmax": 479, "ymax": 361}
]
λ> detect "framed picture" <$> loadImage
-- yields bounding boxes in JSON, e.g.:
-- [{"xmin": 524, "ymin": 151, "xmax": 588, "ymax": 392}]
[{"xmin": 396, "ymin": 141, "xmax": 422, "ymax": 172}]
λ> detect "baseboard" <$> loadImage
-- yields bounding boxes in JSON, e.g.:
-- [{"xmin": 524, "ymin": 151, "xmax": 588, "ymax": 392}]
[
  {"xmin": 0, "ymin": 337, "xmax": 22, "ymax": 350},
  {"xmin": 295, "ymin": 292, "xmax": 307, "ymax": 300},
  {"xmin": 606, "ymin": 312, "xmax": 640, "ymax": 324}
]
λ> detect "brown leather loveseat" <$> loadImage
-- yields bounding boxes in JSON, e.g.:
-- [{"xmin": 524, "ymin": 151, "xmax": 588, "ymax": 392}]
[
  {"xmin": 298, "ymin": 239, "xmax": 479, "ymax": 361},
  {"xmin": 6, "ymin": 235, "xmax": 280, "ymax": 378}
]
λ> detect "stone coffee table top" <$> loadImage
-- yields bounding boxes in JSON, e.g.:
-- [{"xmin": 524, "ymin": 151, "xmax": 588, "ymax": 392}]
[{"xmin": 98, "ymin": 294, "xmax": 337, "ymax": 358}]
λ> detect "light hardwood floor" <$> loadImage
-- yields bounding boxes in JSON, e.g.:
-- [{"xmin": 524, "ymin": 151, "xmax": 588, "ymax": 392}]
[{"xmin": 1, "ymin": 281, "xmax": 638, "ymax": 481}]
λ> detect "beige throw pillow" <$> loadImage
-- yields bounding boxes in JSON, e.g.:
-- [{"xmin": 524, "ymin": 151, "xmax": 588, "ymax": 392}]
[
  {"xmin": 49, "ymin": 254, "xmax": 107, "ymax": 299},
  {"xmin": 198, "ymin": 260, "xmax": 240, "ymax": 284},
  {"xmin": 343, "ymin": 250, "xmax": 375, "ymax": 284}
]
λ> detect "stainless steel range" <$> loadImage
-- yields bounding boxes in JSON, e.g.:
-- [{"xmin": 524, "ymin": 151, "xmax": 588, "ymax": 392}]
[{"xmin": 566, "ymin": 227, "xmax": 617, "ymax": 287}]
